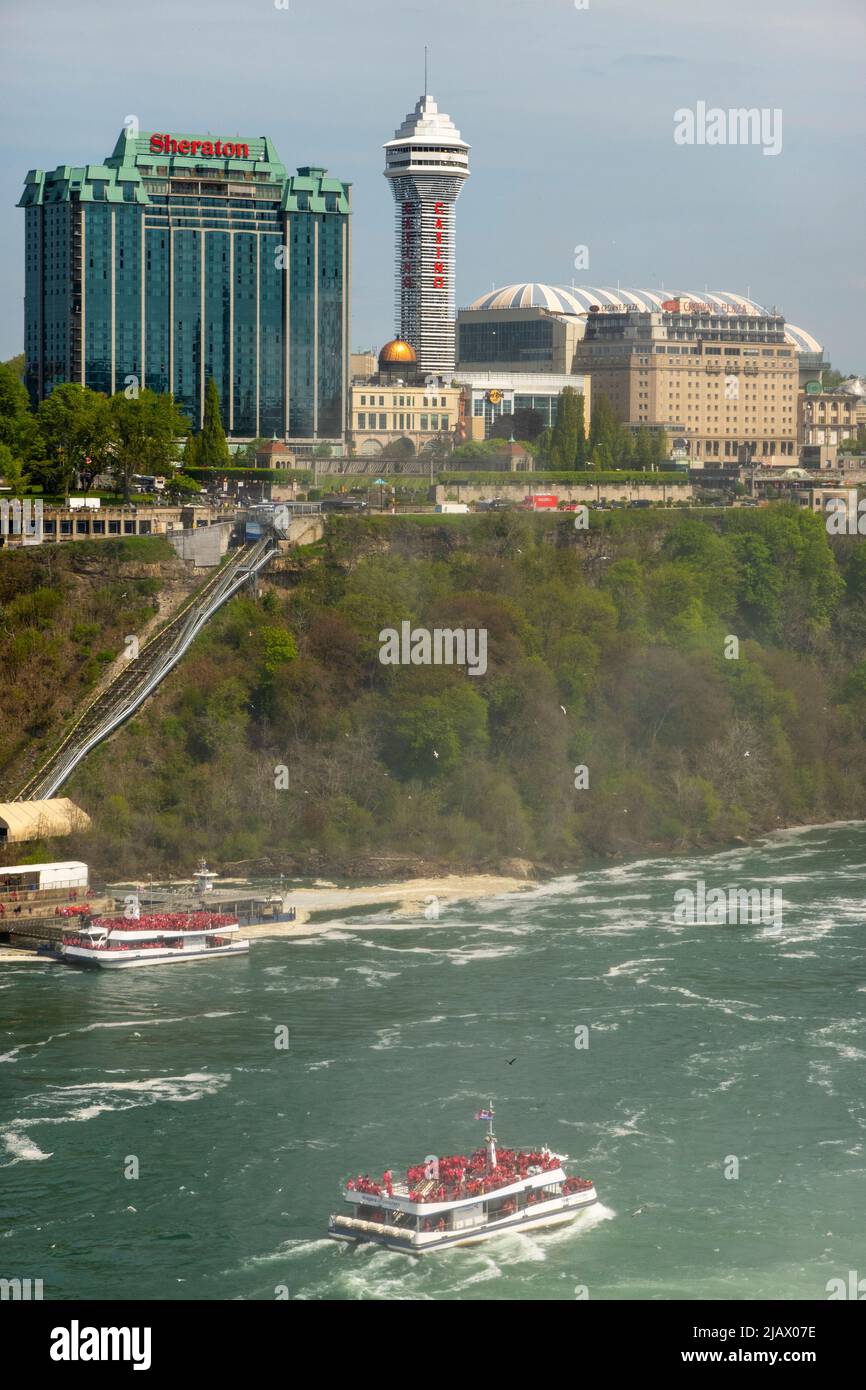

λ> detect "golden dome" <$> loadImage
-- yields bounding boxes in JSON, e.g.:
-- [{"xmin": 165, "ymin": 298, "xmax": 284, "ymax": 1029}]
[{"xmin": 378, "ymin": 339, "xmax": 417, "ymax": 367}]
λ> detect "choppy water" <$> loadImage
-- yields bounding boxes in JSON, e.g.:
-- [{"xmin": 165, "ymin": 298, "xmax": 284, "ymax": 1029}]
[{"xmin": 2, "ymin": 824, "xmax": 865, "ymax": 1301}]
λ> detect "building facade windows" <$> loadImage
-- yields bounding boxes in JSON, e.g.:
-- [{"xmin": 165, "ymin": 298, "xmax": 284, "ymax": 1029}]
[{"xmin": 20, "ymin": 131, "xmax": 351, "ymax": 441}]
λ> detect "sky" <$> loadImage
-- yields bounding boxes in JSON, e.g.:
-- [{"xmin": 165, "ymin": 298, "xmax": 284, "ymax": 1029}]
[{"xmin": 1, "ymin": 0, "xmax": 864, "ymax": 369}]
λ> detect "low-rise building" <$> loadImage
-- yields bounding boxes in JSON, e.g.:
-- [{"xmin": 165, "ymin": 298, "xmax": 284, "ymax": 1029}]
[
  {"xmin": 799, "ymin": 387, "xmax": 866, "ymax": 452},
  {"xmin": 349, "ymin": 340, "xmax": 463, "ymax": 457},
  {"xmin": 456, "ymin": 370, "xmax": 590, "ymax": 442}
]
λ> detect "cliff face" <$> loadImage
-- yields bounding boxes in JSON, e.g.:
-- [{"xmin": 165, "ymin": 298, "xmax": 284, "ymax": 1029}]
[
  {"xmin": 4, "ymin": 511, "xmax": 866, "ymax": 879},
  {"xmin": 0, "ymin": 537, "xmax": 203, "ymax": 802}
]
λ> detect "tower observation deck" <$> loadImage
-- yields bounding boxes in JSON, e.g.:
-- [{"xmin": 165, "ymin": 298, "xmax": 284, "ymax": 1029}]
[{"xmin": 384, "ymin": 93, "xmax": 470, "ymax": 377}]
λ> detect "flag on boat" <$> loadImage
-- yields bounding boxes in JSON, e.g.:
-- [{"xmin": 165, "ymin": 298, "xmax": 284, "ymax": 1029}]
[{"xmin": 475, "ymin": 1109, "xmax": 494, "ymax": 1120}]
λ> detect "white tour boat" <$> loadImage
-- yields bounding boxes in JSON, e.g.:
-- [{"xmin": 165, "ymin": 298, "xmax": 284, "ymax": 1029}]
[
  {"xmin": 60, "ymin": 911, "xmax": 249, "ymax": 969},
  {"xmin": 328, "ymin": 1105, "xmax": 597, "ymax": 1253}
]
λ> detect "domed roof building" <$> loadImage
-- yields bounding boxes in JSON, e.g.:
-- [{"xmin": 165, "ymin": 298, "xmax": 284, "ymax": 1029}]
[
  {"xmin": 466, "ymin": 283, "xmax": 822, "ymax": 356},
  {"xmin": 457, "ymin": 283, "xmax": 823, "ymax": 467},
  {"xmin": 378, "ymin": 339, "xmax": 417, "ymax": 368}
]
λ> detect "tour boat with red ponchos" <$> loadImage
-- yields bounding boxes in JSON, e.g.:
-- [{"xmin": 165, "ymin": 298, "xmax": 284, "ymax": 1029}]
[
  {"xmin": 60, "ymin": 910, "xmax": 249, "ymax": 968},
  {"xmin": 328, "ymin": 1105, "xmax": 597, "ymax": 1253}
]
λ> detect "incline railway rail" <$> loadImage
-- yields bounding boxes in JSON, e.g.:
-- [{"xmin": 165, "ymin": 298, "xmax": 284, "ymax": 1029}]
[{"xmin": 15, "ymin": 534, "xmax": 278, "ymax": 802}]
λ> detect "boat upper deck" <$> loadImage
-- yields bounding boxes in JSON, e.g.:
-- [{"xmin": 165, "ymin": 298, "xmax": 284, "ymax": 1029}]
[{"xmin": 344, "ymin": 1145, "xmax": 593, "ymax": 1215}]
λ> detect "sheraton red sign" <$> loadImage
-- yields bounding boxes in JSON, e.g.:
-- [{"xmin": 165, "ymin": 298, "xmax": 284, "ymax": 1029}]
[{"xmin": 149, "ymin": 134, "xmax": 250, "ymax": 159}]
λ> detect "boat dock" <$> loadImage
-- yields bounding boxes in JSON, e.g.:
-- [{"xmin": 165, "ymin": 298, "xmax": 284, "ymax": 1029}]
[{"xmin": 0, "ymin": 858, "xmax": 295, "ymax": 954}]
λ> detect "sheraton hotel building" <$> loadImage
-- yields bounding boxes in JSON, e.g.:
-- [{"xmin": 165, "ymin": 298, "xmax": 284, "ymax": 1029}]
[{"xmin": 19, "ymin": 127, "xmax": 351, "ymax": 440}]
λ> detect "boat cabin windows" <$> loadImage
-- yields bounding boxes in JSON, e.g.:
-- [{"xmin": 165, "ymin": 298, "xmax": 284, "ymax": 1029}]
[{"xmin": 451, "ymin": 1202, "xmax": 485, "ymax": 1230}]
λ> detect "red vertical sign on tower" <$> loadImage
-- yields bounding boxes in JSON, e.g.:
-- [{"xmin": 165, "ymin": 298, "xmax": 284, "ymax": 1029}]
[
  {"xmin": 401, "ymin": 200, "xmax": 415, "ymax": 288},
  {"xmin": 433, "ymin": 202, "xmax": 445, "ymax": 289}
]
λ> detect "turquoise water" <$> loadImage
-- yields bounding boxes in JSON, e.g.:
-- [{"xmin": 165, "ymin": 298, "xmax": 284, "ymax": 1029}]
[{"xmin": 1, "ymin": 824, "xmax": 864, "ymax": 1301}]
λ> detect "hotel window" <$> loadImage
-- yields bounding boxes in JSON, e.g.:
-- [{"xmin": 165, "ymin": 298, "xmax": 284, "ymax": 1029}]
[
  {"xmin": 360, "ymin": 395, "xmax": 366, "ymax": 406},
  {"xmin": 441, "ymin": 416, "xmax": 449, "ymax": 430},
  {"xmin": 431, "ymin": 415, "xmax": 439, "ymax": 429},
  {"xmin": 358, "ymin": 413, "xmax": 366, "ymax": 428},
  {"xmin": 420, "ymin": 415, "xmax": 429, "ymax": 430}
]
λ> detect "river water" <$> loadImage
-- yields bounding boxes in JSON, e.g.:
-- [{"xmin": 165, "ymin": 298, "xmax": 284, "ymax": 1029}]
[{"xmin": 2, "ymin": 824, "xmax": 864, "ymax": 1301}]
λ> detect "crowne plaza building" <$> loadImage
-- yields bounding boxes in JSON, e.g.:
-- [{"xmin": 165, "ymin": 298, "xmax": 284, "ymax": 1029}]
[{"xmin": 19, "ymin": 127, "xmax": 352, "ymax": 440}]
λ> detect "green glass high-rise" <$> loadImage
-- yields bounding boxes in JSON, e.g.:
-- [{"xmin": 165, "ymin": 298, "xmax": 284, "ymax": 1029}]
[{"xmin": 19, "ymin": 127, "xmax": 352, "ymax": 440}]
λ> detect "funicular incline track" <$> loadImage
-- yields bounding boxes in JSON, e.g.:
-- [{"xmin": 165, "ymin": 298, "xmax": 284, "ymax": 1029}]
[{"xmin": 16, "ymin": 536, "xmax": 277, "ymax": 801}]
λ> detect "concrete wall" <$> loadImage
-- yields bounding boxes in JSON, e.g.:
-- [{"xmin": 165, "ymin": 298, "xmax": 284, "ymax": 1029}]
[
  {"xmin": 167, "ymin": 522, "xmax": 233, "ymax": 566},
  {"xmin": 433, "ymin": 481, "xmax": 693, "ymax": 504},
  {"xmin": 284, "ymin": 515, "xmax": 324, "ymax": 547}
]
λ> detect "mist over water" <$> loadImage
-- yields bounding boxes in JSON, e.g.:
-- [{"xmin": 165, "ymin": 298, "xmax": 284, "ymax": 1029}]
[{"xmin": 2, "ymin": 824, "xmax": 864, "ymax": 1301}]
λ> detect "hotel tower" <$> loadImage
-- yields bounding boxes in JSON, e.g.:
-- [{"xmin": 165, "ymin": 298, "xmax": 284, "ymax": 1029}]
[
  {"xmin": 19, "ymin": 126, "xmax": 351, "ymax": 440},
  {"xmin": 384, "ymin": 92, "xmax": 470, "ymax": 377}
]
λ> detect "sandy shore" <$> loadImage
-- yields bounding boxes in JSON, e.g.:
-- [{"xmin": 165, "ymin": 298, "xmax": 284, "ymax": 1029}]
[{"xmin": 240, "ymin": 872, "xmax": 534, "ymax": 939}]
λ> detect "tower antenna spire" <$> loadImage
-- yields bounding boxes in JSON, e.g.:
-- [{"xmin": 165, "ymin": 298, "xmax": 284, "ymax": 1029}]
[{"xmin": 424, "ymin": 45, "xmax": 428, "ymax": 95}]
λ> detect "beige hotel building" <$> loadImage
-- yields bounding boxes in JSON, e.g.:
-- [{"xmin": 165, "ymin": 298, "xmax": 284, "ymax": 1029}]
[{"xmin": 572, "ymin": 300, "xmax": 800, "ymax": 465}]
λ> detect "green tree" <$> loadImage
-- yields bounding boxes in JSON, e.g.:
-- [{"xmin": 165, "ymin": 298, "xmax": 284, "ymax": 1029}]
[
  {"xmin": 390, "ymin": 686, "xmax": 489, "ymax": 778},
  {"xmin": 574, "ymin": 393, "xmax": 587, "ymax": 466},
  {"xmin": 2, "ymin": 353, "xmax": 25, "ymax": 382},
  {"xmin": 650, "ymin": 427, "xmax": 669, "ymax": 469},
  {"xmin": 108, "ymin": 389, "xmax": 189, "ymax": 502},
  {"xmin": 165, "ymin": 472, "xmax": 202, "ymax": 500},
  {"xmin": 549, "ymin": 386, "xmax": 582, "ymax": 469},
  {"xmin": 588, "ymin": 391, "xmax": 623, "ymax": 465},
  {"xmin": 0, "ymin": 362, "xmax": 41, "ymax": 460},
  {"xmin": 198, "ymin": 378, "xmax": 231, "ymax": 467},
  {"xmin": 0, "ymin": 443, "xmax": 30, "ymax": 498},
  {"xmin": 37, "ymin": 383, "xmax": 112, "ymax": 494},
  {"xmin": 634, "ymin": 427, "xmax": 654, "ymax": 471},
  {"xmin": 182, "ymin": 432, "xmax": 201, "ymax": 468}
]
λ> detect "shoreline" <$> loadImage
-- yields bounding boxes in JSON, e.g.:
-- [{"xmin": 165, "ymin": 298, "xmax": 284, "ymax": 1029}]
[{"xmin": 239, "ymin": 872, "xmax": 534, "ymax": 939}]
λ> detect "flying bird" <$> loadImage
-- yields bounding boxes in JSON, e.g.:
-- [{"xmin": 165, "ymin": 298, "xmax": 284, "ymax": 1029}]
[
  {"xmin": 560, "ymin": 705, "xmax": 567, "ymax": 715},
  {"xmin": 506, "ymin": 1057, "xmax": 517, "ymax": 1065},
  {"xmin": 433, "ymin": 750, "xmax": 439, "ymax": 759}
]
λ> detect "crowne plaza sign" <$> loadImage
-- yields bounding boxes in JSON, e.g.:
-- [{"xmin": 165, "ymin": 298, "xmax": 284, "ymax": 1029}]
[{"xmin": 149, "ymin": 134, "xmax": 251, "ymax": 159}]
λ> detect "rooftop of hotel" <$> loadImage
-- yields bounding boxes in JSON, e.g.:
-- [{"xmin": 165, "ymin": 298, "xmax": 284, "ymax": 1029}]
[{"xmin": 466, "ymin": 283, "xmax": 822, "ymax": 354}]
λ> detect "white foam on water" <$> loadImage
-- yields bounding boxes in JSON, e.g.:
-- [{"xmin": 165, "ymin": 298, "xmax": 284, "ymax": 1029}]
[
  {"xmin": 0, "ymin": 1130, "xmax": 54, "ymax": 1166},
  {"xmin": 280, "ymin": 976, "xmax": 341, "ymax": 992},
  {"xmin": 345, "ymin": 966, "xmax": 402, "ymax": 987},
  {"xmin": 0, "ymin": 1071, "xmax": 232, "ymax": 1161},
  {"xmin": 444, "ymin": 945, "xmax": 525, "ymax": 966},
  {"xmin": 241, "ymin": 1237, "xmax": 334, "ymax": 1267},
  {"xmin": 1, "ymin": 1013, "xmax": 243, "ymax": 1063},
  {"xmin": 604, "ymin": 955, "xmax": 674, "ymax": 979}
]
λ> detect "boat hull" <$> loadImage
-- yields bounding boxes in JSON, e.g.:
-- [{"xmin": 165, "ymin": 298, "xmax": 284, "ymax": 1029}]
[
  {"xmin": 329, "ymin": 1187, "xmax": 597, "ymax": 1254},
  {"xmin": 61, "ymin": 941, "xmax": 250, "ymax": 969}
]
